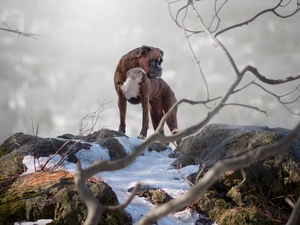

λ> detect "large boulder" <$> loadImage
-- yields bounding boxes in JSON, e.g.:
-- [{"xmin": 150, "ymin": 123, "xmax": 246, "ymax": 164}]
[
  {"xmin": 0, "ymin": 170, "xmax": 132, "ymax": 225},
  {"xmin": 1, "ymin": 129, "xmax": 132, "ymax": 164},
  {"xmin": 173, "ymin": 124, "xmax": 300, "ymax": 225},
  {"xmin": 0, "ymin": 132, "xmax": 91, "ymax": 160}
]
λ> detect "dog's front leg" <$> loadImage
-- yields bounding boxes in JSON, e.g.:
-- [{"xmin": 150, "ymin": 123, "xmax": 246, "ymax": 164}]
[
  {"xmin": 117, "ymin": 91, "xmax": 127, "ymax": 134},
  {"xmin": 138, "ymin": 76, "xmax": 150, "ymax": 139},
  {"xmin": 138, "ymin": 96, "xmax": 149, "ymax": 139}
]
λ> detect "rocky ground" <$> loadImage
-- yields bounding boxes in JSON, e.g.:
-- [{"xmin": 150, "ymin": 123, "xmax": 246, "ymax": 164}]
[{"xmin": 0, "ymin": 124, "xmax": 299, "ymax": 225}]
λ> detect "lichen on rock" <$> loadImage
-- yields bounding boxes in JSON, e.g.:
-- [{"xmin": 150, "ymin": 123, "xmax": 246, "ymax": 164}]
[
  {"xmin": 174, "ymin": 124, "xmax": 300, "ymax": 225},
  {"xmin": 0, "ymin": 170, "xmax": 132, "ymax": 225}
]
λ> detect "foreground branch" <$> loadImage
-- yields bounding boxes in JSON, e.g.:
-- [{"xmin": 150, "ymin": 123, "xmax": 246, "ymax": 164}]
[
  {"xmin": 75, "ymin": 161, "xmax": 141, "ymax": 225},
  {"xmin": 286, "ymin": 196, "xmax": 300, "ymax": 225}
]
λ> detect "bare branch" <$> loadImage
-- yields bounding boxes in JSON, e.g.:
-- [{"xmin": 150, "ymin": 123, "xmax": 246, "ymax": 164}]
[
  {"xmin": 182, "ymin": 16, "xmax": 210, "ymax": 100},
  {"xmin": 75, "ymin": 161, "xmax": 104, "ymax": 225},
  {"xmin": 244, "ymin": 65, "xmax": 300, "ymax": 85},
  {"xmin": 286, "ymin": 196, "xmax": 300, "ymax": 225},
  {"xmin": 0, "ymin": 22, "xmax": 41, "ymax": 40},
  {"xmin": 207, "ymin": 0, "xmax": 229, "ymax": 32},
  {"xmin": 281, "ymin": 0, "xmax": 293, "ymax": 7},
  {"xmin": 222, "ymin": 103, "xmax": 268, "ymax": 116},
  {"xmin": 106, "ymin": 183, "xmax": 141, "ymax": 212},
  {"xmin": 190, "ymin": 3, "xmax": 219, "ymax": 47},
  {"xmin": 216, "ymin": 0, "xmax": 300, "ymax": 37},
  {"xmin": 167, "ymin": 0, "xmax": 204, "ymax": 35},
  {"xmin": 251, "ymin": 82, "xmax": 300, "ymax": 115},
  {"xmin": 285, "ymin": 197, "xmax": 295, "ymax": 208}
]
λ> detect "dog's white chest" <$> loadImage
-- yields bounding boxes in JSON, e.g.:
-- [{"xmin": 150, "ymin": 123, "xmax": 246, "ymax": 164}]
[{"xmin": 121, "ymin": 68, "xmax": 145, "ymax": 100}]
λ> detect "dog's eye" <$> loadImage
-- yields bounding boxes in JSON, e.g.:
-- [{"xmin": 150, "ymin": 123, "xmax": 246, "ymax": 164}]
[
  {"xmin": 151, "ymin": 60, "xmax": 157, "ymax": 66},
  {"xmin": 158, "ymin": 59, "xmax": 163, "ymax": 66}
]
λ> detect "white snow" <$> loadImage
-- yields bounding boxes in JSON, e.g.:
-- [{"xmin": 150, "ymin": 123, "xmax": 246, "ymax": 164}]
[
  {"xmin": 14, "ymin": 219, "xmax": 53, "ymax": 225},
  {"xmin": 19, "ymin": 137, "xmax": 214, "ymax": 225}
]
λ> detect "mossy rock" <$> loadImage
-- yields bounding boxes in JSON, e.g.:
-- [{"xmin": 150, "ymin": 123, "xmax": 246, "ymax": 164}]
[
  {"xmin": 129, "ymin": 184, "xmax": 172, "ymax": 206},
  {"xmin": 173, "ymin": 124, "xmax": 286, "ymax": 167},
  {"xmin": 175, "ymin": 124, "xmax": 300, "ymax": 225},
  {"xmin": 137, "ymin": 189, "xmax": 172, "ymax": 205},
  {"xmin": 0, "ymin": 153, "xmax": 24, "ymax": 180},
  {"xmin": 193, "ymin": 191, "xmax": 281, "ymax": 225},
  {"xmin": 192, "ymin": 190, "xmax": 231, "ymax": 220},
  {"xmin": 0, "ymin": 171, "xmax": 132, "ymax": 225},
  {"xmin": 0, "ymin": 141, "xmax": 12, "ymax": 158}
]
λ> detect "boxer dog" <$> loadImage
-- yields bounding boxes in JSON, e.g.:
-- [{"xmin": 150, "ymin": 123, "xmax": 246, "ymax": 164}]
[{"xmin": 114, "ymin": 45, "xmax": 179, "ymax": 141}]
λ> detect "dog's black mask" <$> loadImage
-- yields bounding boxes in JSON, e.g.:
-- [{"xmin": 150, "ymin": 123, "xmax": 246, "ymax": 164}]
[{"xmin": 147, "ymin": 58, "xmax": 163, "ymax": 79}]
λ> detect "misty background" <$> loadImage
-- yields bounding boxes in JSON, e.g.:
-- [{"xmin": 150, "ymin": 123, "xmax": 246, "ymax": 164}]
[{"xmin": 0, "ymin": 0, "xmax": 299, "ymax": 143}]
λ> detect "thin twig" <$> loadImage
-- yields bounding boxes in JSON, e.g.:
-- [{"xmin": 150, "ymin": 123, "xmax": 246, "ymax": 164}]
[
  {"xmin": 1, "ymin": 22, "xmax": 41, "ymax": 40},
  {"xmin": 207, "ymin": 0, "xmax": 229, "ymax": 33},
  {"xmin": 106, "ymin": 183, "xmax": 141, "ymax": 212},
  {"xmin": 181, "ymin": 6, "xmax": 210, "ymax": 100},
  {"xmin": 190, "ymin": 2, "xmax": 219, "ymax": 47},
  {"xmin": 33, "ymin": 124, "xmax": 39, "ymax": 172},
  {"xmin": 222, "ymin": 103, "xmax": 268, "ymax": 116},
  {"xmin": 215, "ymin": 0, "xmax": 300, "ymax": 37}
]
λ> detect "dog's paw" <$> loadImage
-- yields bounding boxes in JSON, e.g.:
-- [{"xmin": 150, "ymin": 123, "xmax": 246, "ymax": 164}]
[
  {"xmin": 171, "ymin": 129, "xmax": 180, "ymax": 135},
  {"xmin": 137, "ymin": 134, "xmax": 145, "ymax": 139}
]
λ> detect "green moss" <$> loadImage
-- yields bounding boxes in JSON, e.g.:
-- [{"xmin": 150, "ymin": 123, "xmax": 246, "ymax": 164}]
[
  {"xmin": 100, "ymin": 211, "xmax": 132, "ymax": 225},
  {"xmin": 0, "ymin": 154, "xmax": 24, "ymax": 180},
  {"xmin": 218, "ymin": 208, "xmax": 276, "ymax": 225},
  {"xmin": 0, "ymin": 146, "xmax": 9, "ymax": 158},
  {"xmin": 98, "ymin": 195, "xmax": 117, "ymax": 206},
  {"xmin": 23, "ymin": 191, "xmax": 39, "ymax": 199},
  {"xmin": 0, "ymin": 142, "xmax": 13, "ymax": 158},
  {"xmin": 194, "ymin": 191, "xmax": 232, "ymax": 220},
  {"xmin": 0, "ymin": 198, "xmax": 26, "ymax": 224}
]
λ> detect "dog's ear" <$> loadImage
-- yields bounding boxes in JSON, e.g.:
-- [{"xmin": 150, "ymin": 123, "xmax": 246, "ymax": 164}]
[
  {"xmin": 136, "ymin": 45, "xmax": 152, "ymax": 57},
  {"xmin": 158, "ymin": 48, "xmax": 164, "ymax": 57}
]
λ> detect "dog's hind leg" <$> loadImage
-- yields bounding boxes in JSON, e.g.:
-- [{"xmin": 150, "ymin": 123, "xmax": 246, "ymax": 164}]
[{"xmin": 149, "ymin": 100, "xmax": 164, "ymax": 134}]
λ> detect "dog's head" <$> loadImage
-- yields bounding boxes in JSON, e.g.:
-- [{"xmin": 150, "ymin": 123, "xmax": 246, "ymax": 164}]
[{"xmin": 135, "ymin": 45, "xmax": 164, "ymax": 79}]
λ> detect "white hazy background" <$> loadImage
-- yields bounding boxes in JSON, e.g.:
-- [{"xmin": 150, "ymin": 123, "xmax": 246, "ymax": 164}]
[{"xmin": 0, "ymin": 0, "xmax": 299, "ymax": 142}]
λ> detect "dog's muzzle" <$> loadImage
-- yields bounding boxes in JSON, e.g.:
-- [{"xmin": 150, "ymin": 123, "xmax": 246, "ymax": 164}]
[{"xmin": 148, "ymin": 66, "xmax": 162, "ymax": 79}]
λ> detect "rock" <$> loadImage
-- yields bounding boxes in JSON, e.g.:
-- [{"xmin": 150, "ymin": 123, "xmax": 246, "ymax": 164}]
[
  {"xmin": 0, "ymin": 131, "xmax": 133, "ymax": 224},
  {"xmin": 0, "ymin": 170, "xmax": 132, "ymax": 225},
  {"xmin": 0, "ymin": 151, "xmax": 24, "ymax": 193},
  {"xmin": 100, "ymin": 138, "xmax": 128, "ymax": 160},
  {"xmin": 148, "ymin": 142, "xmax": 170, "ymax": 152},
  {"xmin": 128, "ymin": 184, "xmax": 172, "ymax": 205},
  {"xmin": 173, "ymin": 124, "xmax": 300, "ymax": 225},
  {"xmin": 85, "ymin": 128, "xmax": 128, "ymax": 141},
  {"xmin": 58, "ymin": 128, "xmax": 128, "ymax": 142},
  {"xmin": 0, "ymin": 132, "xmax": 91, "ymax": 161},
  {"xmin": 0, "ymin": 132, "xmax": 43, "ymax": 156}
]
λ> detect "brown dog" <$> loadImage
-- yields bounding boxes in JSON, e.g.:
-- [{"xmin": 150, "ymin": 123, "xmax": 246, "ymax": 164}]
[{"xmin": 114, "ymin": 45, "xmax": 179, "ymax": 139}]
